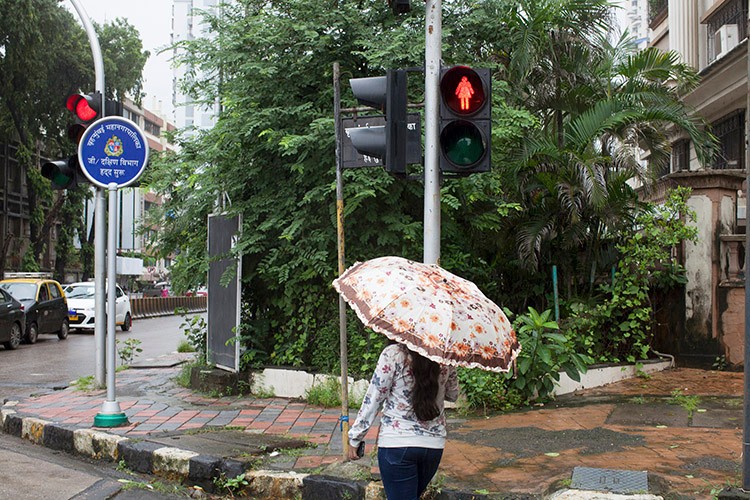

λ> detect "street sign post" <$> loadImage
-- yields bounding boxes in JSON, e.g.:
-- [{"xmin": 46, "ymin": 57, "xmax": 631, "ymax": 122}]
[
  {"xmin": 78, "ymin": 116, "xmax": 149, "ymax": 189},
  {"xmin": 79, "ymin": 116, "xmax": 148, "ymax": 428}
]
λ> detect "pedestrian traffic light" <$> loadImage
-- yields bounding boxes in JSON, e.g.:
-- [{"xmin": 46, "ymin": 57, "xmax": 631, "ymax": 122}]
[
  {"xmin": 42, "ymin": 92, "xmax": 104, "ymax": 189},
  {"xmin": 438, "ymin": 66, "xmax": 491, "ymax": 174},
  {"xmin": 346, "ymin": 69, "xmax": 409, "ymax": 176}
]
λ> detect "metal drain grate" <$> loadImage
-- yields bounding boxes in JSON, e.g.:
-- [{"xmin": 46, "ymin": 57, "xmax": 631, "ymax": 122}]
[{"xmin": 570, "ymin": 466, "xmax": 648, "ymax": 494}]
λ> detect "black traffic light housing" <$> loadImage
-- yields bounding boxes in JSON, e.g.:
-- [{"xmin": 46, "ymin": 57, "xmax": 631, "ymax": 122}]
[
  {"xmin": 347, "ymin": 69, "xmax": 409, "ymax": 176},
  {"xmin": 66, "ymin": 92, "xmax": 102, "ymax": 144},
  {"xmin": 41, "ymin": 155, "xmax": 79, "ymax": 190},
  {"xmin": 439, "ymin": 66, "xmax": 491, "ymax": 175},
  {"xmin": 43, "ymin": 91, "xmax": 108, "ymax": 189},
  {"xmin": 389, "ymin": 0, "xmax": 410, "ymax": 14}
]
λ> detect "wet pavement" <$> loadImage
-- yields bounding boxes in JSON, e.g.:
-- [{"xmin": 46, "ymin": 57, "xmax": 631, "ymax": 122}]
[{"xmin": 1, "ymin": 353, "xmax": 745, "ymax": 498}]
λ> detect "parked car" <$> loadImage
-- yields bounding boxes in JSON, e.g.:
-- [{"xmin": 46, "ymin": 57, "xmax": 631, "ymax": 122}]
[
  {"xmin": 142, "ymin": 281, "xmax": 170, "ymax": 297},
  {"xmin": 0, "ymin": 288, "xmax": 25, "ymax": 350},
  {"xmin": 0, "ymin": 278, "xmax": 69, "ymax": 343},
  {"xmin": 63, "ymin": 282, "xmax": 132, "ymax": 332},
  {"xmin": 186, "ymin": 286, "xmax": 208, "ymax": 297}
]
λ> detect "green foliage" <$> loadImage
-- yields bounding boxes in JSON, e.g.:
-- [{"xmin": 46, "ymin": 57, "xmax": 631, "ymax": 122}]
[
  {"xmin": 305, "ymin": 377, "xmax": 342, "ymax": 408},
  {"xmin": 179, "ymin": 312, "xmax": 207, "ymax": 364},
  {"xmin": 667, "ymin": 389, "xmax": 699, "ymax": 417},
  {"xmin": 305, "ymin": 376, "xmax": 363, "ymax": 409},
  {"xmin": 176, "ymin": 339, "xmax": 195, "ymax": 353},
  {"xmin": 457, "ymin": 368, "xmax": 523, "ymax": 413},
  {"xmin": 141, "ymin": 0, "xmax": 714, "ymax": 379},
  {"xmin": 458, "ymin": 307, "xmax": 591, "ymax": 411},
  {"xmin": 564, "ymin": 187, "xmax": 698, "ymax": 363},
  {"xmin": 213, "ymin": 473, "xmax": 249, "ymax": 497},
  {"xmin": 511, "ymin": 307, "xmax": 592, "ymax": 401},
  {"xmin": 116, "ymin": 338, "xmax": 143, "ymax": 366},
  {"xmin": 71, "ymin": 375, "xmax": 95, "ymax": 392},
  {"xmin": 0, "ymin": 0, "xmax": 149, "ymax": 272}
]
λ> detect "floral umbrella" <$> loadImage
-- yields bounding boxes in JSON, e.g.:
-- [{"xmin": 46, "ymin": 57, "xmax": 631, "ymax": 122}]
[{"xmin": 332, "ymin": 256, "xmax": 520, "ymax": 372}]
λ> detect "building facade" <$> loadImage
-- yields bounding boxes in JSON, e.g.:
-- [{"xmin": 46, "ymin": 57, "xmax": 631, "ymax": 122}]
[
  {"xmin": 620, "ymin": 0, "xmax": 651, "ymax": 48},
  {"xmin": 647, "ymin": 0, "xmax": 748, "ymax": 366},
  {"xmin": 171, "ymin": 0, "xmax": 221, "ymax": 133}
]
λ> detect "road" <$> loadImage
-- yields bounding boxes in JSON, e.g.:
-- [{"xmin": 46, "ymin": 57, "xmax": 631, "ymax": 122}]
[
  {"xmin": 0, "ymin": 433, "xmax": 189, "ymax": 499},
  {"xmin": 0, "ymin": 313, "xmax": 198, "ymax": 499},
  {"xmin": 0, "ymin": 314, "xmax": 191, "ymax": 400}
]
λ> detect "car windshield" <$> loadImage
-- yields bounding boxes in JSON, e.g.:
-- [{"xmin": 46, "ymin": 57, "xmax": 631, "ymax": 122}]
[
  {"xmin": 0, "ymin": 282, "xmax": 38, "ymax": 300},
  {"xmin": 64, "ymin": 285, "xmax": 95, "ymax": 299}
]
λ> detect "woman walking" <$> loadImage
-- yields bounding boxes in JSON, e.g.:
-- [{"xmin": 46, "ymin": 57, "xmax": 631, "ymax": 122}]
[{"xmin": 348, "ymin": 343, "xmax": 459, "ymax": 500}]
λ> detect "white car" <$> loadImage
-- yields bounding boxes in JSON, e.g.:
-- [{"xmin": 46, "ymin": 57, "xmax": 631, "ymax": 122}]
[{"xmin": 63, "ymin": 282, "xmax": 132, "ymax": 332}]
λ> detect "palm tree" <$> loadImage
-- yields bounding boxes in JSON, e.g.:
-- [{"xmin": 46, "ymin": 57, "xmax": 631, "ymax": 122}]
[{"xmin": 497, "ymin": 0, "xmax": 715, "ymax": 300}]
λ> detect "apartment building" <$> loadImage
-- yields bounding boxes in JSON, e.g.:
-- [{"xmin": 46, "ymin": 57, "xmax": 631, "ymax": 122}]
[
  {"xmin": 646, "ymin": 0, "xmax": 748, "ymax": 366},
  {"xmin": 619, "ymin": 0, "xmax": 651, "ymax": 48},
  {"xmin": 171, "ymin": 0, "xmax": 221, "ymax": 132}
]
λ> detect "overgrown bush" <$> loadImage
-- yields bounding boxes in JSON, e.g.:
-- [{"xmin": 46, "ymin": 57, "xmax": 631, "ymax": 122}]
[
  {"xmin": 457, "ymin": 307, "xmax": 592, "ymax": 412},
  {"xmin": 563, "ymin": 187, "xmax": 697, "ymax": 363}
]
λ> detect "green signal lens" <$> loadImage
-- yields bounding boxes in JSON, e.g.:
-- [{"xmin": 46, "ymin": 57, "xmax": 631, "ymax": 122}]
[{"xmin": 440, "ymin": 121, "xmax": 485, "ymax": 167}]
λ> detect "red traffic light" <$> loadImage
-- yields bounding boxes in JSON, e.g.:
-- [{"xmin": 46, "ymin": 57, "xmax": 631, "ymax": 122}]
[
  {"xmin": 440, "ymin": 66, "xmax": 487, "ymax": 116},
  {"xmin": 66, "ymin": 93, "xmax": 100, "ymax": 122}
]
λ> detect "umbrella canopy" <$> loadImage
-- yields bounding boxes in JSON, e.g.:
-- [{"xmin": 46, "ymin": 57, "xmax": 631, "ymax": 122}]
[{"xmin": 332, "ymin": 256, "xmax": 520, "ymax": 372}]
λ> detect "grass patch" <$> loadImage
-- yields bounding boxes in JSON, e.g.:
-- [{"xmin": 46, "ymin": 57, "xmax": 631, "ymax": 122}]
[
  {"xmin": 667, "ymin": 389, "xmax": 700, "ymax": 417},
  {"xmin": 71, "ymin": 375, "xmax": 95, "ymax": 392},
  {"xmin": 176, "ymin": 339, "xmax": 195, "ymax": 353},
  {"xmin": 305, "ymin": 377, "xmax": 365, "ymax": 409}
]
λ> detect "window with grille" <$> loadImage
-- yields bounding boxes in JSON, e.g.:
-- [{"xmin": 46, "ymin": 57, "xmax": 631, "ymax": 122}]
[
  {"xmin": 706, "ymin": 0, "xmax": 748, "ymax": 61},
  {"xmin": 671, "ymin": 140, "xmax": 690, "ymax": 174},
  {"xmin": 712, "ymin": 110, "xmax": 745, "ymax": 170}
]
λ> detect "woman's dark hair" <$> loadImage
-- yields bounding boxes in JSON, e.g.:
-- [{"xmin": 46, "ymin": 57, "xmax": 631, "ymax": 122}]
[{"xmin": 410, "ymin": 350, "xmax": 441, "ymax": 421}]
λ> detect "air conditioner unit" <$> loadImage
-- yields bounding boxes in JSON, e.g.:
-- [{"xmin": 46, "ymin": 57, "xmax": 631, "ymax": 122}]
[{"xmin": 714, "ymin": 24, "xmax": 739, "ymax": 59}]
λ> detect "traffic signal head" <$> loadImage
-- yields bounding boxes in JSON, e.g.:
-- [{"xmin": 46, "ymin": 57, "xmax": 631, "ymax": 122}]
[
  {"xmin": 388, "ymin": 0, "xmax": 410, "ymax": 14},
  {"xmin": 66, "ymin": 92, "xmax": 102, "ymax": 144},
  {"xmin": 41, "ymin": 155, "xmax": 78, "ymax": 190},
  {"xmin": 439, "ymin": 66, "xmax": 491, "ymax": 174},
  {"xmin": 346, "ymin": 69, "xmax": 409, "ymax": 175}
]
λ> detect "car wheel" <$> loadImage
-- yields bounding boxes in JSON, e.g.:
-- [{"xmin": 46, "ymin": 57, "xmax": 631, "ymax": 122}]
[
  {"xmin": 58, "ymin": 319, "xmax": 69, "ymax": 340},
  {"xmin": 121, "ymin": 312, "xmax": 132, "ymax": 332},
  {"xmin": 3, "ymin": 322, "xmax": 22, "ymax": 350},
  {"xmin": 26, "ymin": 322, "xmax": 38, "ymax": 344}
]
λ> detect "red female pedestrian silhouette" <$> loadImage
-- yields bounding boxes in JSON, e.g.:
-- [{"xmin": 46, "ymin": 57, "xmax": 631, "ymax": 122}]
[{"xmin": 455, "ymin": 76, "xmax": 474, "ymax": 111}]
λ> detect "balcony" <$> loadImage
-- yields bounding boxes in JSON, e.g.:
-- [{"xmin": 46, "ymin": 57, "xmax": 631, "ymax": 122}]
[{"xmin": 720, "ymin": 235, "xmax": 746, "ymax": 284}]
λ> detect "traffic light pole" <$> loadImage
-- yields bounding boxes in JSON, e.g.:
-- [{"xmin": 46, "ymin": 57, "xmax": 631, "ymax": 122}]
[
  {"xmin": 67, "ymin": 0, "xmax": 107, "ymax": 390},
  {"xmin": 423, "ymin": 0, "xmax": 442, "ymax": 265}
]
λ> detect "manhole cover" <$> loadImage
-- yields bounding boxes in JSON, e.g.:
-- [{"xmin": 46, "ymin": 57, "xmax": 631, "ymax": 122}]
[{"xmin": 570, "ymin": 467, "xmax": 648, "ymax": 494}]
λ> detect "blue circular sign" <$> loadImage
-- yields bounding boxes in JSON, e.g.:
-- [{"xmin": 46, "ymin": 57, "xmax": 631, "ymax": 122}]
[{"xmin": 78, "ymin": 116, "xmax": 149, "ymax": 188}]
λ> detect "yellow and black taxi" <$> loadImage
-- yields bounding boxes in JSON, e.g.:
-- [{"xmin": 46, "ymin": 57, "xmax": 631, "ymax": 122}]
[{"xmin": 0, "ymin": 275, "xmax": 69, "ymax": 344}]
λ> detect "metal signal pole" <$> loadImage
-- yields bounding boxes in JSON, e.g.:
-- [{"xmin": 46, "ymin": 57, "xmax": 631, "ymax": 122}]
[
  {"xmin": 67, "ymin": 0, "xmax": 107, "ymax": 389},
  {"xmin": 423, "ymin": 0, "xmax": 442, "ymax": 265}
]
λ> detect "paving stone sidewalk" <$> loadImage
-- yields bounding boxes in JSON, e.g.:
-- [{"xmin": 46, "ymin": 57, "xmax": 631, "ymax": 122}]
[{"xmin": 1, "ymin": 354, "xmax": 746, "ymax": 498}]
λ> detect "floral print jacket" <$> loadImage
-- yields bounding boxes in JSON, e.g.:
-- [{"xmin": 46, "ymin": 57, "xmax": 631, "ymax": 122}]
[{"xmin": 348, "ymin": 344, "xmax": 459, "ymax": 449}]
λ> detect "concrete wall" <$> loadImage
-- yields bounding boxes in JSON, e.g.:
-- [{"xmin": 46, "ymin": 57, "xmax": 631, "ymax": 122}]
[{"xmin": 685, "ymin": 194, "xmax": 713, "ymax": 339}]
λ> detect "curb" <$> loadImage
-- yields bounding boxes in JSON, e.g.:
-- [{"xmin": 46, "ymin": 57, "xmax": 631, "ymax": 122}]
[{"xmin": 0, "ymin": 404, "xmax": 509, "ymax": 499}]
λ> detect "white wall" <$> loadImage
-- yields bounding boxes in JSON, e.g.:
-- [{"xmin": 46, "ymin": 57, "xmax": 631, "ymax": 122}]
[{"xmin": 685, "ymin": 195, "xmax": 713, "ymax": 331}]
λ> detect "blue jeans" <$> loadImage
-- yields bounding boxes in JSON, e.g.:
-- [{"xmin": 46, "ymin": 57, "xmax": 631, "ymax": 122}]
[{"xmin": 377, "ymin": 446, "xmax": 444, "ymax": 500}]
